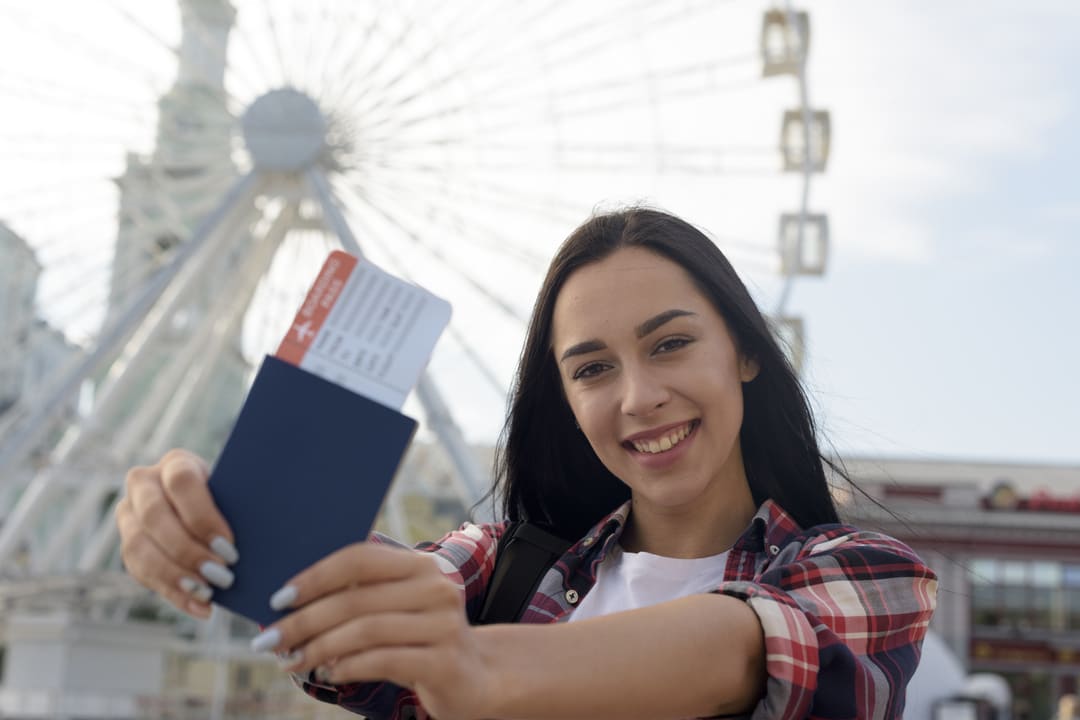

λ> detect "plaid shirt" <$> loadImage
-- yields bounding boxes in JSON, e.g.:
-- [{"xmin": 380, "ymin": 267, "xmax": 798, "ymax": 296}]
[{"xmin": 303, "ymin": 500, "xmax": 937, "ymax": 719}]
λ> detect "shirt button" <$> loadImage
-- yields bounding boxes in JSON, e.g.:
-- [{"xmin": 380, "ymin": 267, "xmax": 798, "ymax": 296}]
[
  {"xmin": 565, "ymin": 589, "xmax": 580, "ymax": 604},
  {"xmin": 769, "ymin": 544, "xmax": 781, "ymax": 556}
]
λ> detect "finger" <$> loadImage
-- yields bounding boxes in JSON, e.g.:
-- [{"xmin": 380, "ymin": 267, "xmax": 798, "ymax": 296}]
[
  {"xmin": 158, "ymin": 451, "xmax": 237, "ymax": 559},
  {"xmin": 126, "ymin": 465, "xmax": 233, "ymax": 584},
  {"xmin": 317, "ymin": 646, "xmax": 433, "ymax": 688},
  {"xmin": 288, "ymin": 609, "xmax": 460, "ymax": 674},
  {"xmin": 117, "ymin": 499, "xmax": 214, "ymax": 619},
  {"xmin": 273, "ymin": 543, "xmax": 437, "ymax": 610},
  {"xmin": 261, "ymin": 570, "xmax": 462, "ymax": 653}
]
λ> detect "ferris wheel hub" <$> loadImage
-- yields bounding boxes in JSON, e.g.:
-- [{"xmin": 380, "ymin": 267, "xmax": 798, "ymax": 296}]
[{"xmin": 241, "ymin": 87, "xmax": 327, "ymax": 172}]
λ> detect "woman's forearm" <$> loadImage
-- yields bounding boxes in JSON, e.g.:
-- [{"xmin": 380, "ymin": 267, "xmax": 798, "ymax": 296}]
[{"xmin": 475, "ymin": 593, "xmax": 766, "ymax": 720}]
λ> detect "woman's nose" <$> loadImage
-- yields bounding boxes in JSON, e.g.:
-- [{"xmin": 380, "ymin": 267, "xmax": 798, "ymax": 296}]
[{"xmin": 620, "ymin": 365, "xmax": 670, "ymax": 417}]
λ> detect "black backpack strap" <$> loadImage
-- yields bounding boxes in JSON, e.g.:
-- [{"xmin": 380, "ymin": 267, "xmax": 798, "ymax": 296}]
[{"xmin": 476, "ymin": 522, "xmax": 573, "ymax": 625}]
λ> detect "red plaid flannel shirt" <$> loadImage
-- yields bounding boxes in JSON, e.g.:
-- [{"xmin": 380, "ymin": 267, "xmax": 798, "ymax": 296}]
[{"xmin": 303, "ymin": 499, "xmax": 937, "ymax": 719}]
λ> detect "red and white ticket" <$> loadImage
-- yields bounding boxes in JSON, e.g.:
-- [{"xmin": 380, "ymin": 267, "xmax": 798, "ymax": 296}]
[{"xmin": 275, "ymin": 251, "xmax": 451, "ymax": 409}]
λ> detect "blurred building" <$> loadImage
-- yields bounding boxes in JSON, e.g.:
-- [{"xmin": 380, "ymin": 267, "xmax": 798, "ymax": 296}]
[
  {"xmin": 0, "ymin": 223, "xmax": 39, "ymax": 415},
  {"xmin": 841, "ymin": 456, "xmax": 1080, "ymax": 720},
  {"xmin": 104, "ymin": 0, "xmax": 250, "ymax": 461},
  {"xmin": 0, "ymin": 223, "xmax": 80, "ymax": 468}
]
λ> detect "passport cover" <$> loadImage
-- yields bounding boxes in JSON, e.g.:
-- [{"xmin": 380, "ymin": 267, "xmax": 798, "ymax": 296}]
[{"xmin": 207, "ymin": 355, "xmax": 417, "ymax": 625}]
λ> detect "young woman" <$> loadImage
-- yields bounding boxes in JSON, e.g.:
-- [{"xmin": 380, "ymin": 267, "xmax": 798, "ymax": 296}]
[{"xmin": 117, "ymin": 207, "xmax": 937, "ymax": 719}]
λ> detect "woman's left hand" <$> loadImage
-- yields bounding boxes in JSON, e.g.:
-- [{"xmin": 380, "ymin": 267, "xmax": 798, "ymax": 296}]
[{"xmin": 258, "ymin": 542, "xmax": 498, "ymax": 720}]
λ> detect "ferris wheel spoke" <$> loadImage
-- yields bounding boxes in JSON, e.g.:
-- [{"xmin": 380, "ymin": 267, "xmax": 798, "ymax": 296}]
[
  {"xmin": 0, "ymin": 175, "xmax": 117, "ymax": 209},
  {"xmin": 331, "ymin": 15, "xmax": 431, "ymax": 123},
  {"xmin": 326, "ymin": 198, "xmax": 509, "ymax": 400},
  {"xmin": 0, "ymin": 4, "xmax": 167, "ymax": 100},
  {"xmin": 304, "ymin": 10, "xmax": 386, "ymax": 111},
  {"xmin": 347, "ymin": 1, "xmax": 558, "ymax": 127},
  {"xmin": 334, "ymin": 179, "xmax": 529, "ymax": 326},
  {"xmin": 345, "ymin": 32, "xmax": 449, "ymax": 127},
  {"xmin": 461, "ymin": 0, "xmax": 719, "ymax": 99},
  {"xmin": 349, "ymin": 169, "xmax": 576, "ymax": 263},
  {"xmin": 259, "ymin": 1, "xmax": 295, "ymax": 89},
  {"xmin": 0, "ymin": 76, "xmax": 157, "ymax": 125},
  {"xmin": 293, "ymin": 8, "xmax": 333, "ymax": 100},
  {"xmin": 352, "ymin": 173, "xmax": 550, "ymax": 271},
  {"xmin": 339, "ymin": 2, "xmax": 515, "ymax": 129},
  {"xmin": 350, "ymin": 54, "xmax": 756, "ymax": 145},
  {"xmin": 549, "ymin": 143, "xmax": 779, "ymax": 176},
  {"xmin": 309, "ymin": 8, "xmax": 369, "ymax": 108},
  {"xmin": 353, "ymin": 153, "xmax": 586, "ymax": 228},
  {"xmin": 441, "ymin": 325, "xmax": 511, "ymax": 399},
  {"xmin": 229, "ymin": 15, "xmax": 291, "ymax": 98},
  {"xmin": 517, "ymin": 3, "xmax": 703, "ymax": 79}
]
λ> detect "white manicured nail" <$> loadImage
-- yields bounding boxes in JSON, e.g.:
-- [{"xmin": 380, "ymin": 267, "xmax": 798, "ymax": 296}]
[
  {"xmin": 199, "ymin": 561, "xmax": 234, "ymax": 589},
  {"xmin": 270, "ymin": 585, "xmax": 298, "ymax": 611},
  {"xmin": 250, "ymin": 628, "xmax": 281, "ymax": 653},
  {"xmin": 179, "ymin": 576, "xmax": 213, "ymax": 602},
  {"xmin": 210, "ymin": 536, "xmax": 239, "ymax": 565}
]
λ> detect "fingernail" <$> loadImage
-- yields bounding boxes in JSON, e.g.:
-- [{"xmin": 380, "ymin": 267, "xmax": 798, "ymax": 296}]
[
  {"xmin": 269, "ymin": 584, "xmax": 298, "ymax": 611},
  {"xmin": 314, "ymin": 665, "xmax": 334, "ymax": 684},
  {"xmin": 210, "ymin": 536, "xmax": 239, "ymax": 565},
  {"xmin": 199, "ymin": 561, "xmax": 235, "ymax": 589},
  {"xmin": 250, "ymin": 627, "xmax": 281, "ymax": 653},
  {"xmin": 187, "ymin": 599, "xmax": 213, "ymax": 619},
  {"xmin": 276, "ymin": 649, "xmax": 304, "ymax": 669},
  {"xmin": 179, "ymin": 576, "xmax": 213, "ymax": 603}
]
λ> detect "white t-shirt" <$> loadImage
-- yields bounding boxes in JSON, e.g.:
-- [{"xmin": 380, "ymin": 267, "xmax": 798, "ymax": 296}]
[{"xmin": 567, "ymin": 544, "xmax": 730, "ymax": 623}]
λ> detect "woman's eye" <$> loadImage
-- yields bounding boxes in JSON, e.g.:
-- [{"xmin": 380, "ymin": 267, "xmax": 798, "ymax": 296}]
[
  {"xmin": 572, "ymin": 362, "xmax": 608, "ymax": 380},
  {"xmin": 655, "ymin": 337, "xmax": 691, "ymax": 354}
]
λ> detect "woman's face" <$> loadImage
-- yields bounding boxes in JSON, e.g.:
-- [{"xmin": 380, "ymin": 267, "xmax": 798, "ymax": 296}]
[{"xmin": 551, "ymin": 246, "xmax": 758, "ymax": 516}]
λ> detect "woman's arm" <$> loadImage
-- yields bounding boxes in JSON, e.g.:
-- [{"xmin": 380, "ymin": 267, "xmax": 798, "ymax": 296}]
[
  {"xmin": 476, "ymin": 593, "xmax": 765, "ymax": 719},
  {"xmin": 268, "ymin": 543, "xmax": 764, "ymax": 720}
]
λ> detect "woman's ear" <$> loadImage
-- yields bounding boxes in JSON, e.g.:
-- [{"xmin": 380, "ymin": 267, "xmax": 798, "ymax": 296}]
[{"xmin": 739, "ymin": 355, "xmax": 760, "ymax": 383}]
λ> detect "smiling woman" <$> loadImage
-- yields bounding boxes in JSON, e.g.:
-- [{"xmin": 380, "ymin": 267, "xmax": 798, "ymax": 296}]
[{"xmin": 116, "ymin": 207, "xmax": 937, "ymax": 720}]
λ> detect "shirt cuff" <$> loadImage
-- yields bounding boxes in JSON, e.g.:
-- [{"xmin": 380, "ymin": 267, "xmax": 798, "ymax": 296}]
[{"xmin": 713, "ymin": 581, "xmax": 819, "ymax": 720}]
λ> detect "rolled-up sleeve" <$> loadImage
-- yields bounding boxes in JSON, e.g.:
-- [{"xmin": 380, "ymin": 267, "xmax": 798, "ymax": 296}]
[{"xmin": 715, "ymin": 533, "xmax": 938, "ymax": 720}]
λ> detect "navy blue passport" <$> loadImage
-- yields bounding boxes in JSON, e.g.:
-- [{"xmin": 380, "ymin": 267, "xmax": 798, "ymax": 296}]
[{"xmin": 207, "ymin": 355, "xmax": 417, "ymax": 625}]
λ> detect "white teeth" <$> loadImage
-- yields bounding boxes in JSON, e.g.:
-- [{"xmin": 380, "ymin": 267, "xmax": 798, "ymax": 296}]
[{"xmin": 631, "ymin": 423, "xmax": 693, "ymax": 454}]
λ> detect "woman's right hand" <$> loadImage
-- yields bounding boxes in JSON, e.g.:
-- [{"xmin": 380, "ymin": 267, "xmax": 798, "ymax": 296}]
[{"xmin": 116, "ymin": 448, "xmax": 238, "ymax": 619}]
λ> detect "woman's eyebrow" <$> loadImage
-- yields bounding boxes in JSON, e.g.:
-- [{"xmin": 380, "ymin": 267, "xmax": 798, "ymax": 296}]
[
  {"xmin": 559, "ymin": 309, "xmax": 696, "ymax": 363},
  {"xmin": 560, "ymin": 339, "xmax": 606, "ymax": 363},
  {"xmin": 635, "ymin": 308, "xmax": 696, "ymax": 338}
]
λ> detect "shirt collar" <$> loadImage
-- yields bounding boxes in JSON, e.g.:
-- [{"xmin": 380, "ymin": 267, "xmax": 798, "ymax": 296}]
[{"xmin": 585, "ymin": 498, "xmax": 806, "ymax": 555}]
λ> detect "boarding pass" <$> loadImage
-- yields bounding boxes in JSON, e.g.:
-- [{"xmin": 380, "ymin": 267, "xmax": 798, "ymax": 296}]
[{"xmin": 275, "ymin": 251, "xmax": 451, "ymax": 409}]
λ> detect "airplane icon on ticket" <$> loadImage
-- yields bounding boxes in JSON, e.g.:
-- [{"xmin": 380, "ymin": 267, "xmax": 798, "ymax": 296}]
[{"xmin": 292, "ymin": 320, "xmax": 315, "ymax": 343}]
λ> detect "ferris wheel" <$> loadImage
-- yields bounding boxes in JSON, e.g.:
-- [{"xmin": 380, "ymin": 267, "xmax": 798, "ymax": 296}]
[{"xmin": 0, "ymin": 0, "xmax": 830, "ymax": 588}]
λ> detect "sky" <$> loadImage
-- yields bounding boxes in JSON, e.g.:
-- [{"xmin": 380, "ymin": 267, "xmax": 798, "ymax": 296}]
[
  {"xmin": 796, "ymin": 0, "xmax": 1080, "ymax": 464},
  {"xmin": 1, "ymin": 1, "xmax": 1077, "ymax": 469}
]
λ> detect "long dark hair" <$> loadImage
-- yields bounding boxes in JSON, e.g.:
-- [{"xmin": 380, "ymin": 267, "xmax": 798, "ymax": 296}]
[{"xmin": 493, "ymin": 207, "xmax": 840, "ymax": 539}]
